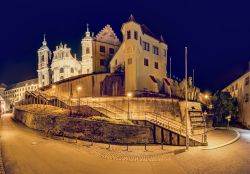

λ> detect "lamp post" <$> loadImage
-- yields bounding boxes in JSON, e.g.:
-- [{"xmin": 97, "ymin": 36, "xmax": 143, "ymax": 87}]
[
  {"xmin": 77, "ymin": 86, "xmax": 82, "ymax": 112},
  {"xmin": 127, "ymin": 92, "xmax": 132, "ymax": 120},
  {"xmin": 185, "ymin": 47, "xmax": 189, "ymax": 150}
]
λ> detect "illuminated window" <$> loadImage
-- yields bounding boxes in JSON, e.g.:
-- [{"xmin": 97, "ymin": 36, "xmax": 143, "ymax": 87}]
[
  {"xmin": 143, "ymin": 42, "xmax": 150, "ymax": 51},
  {"xmin": 144, "ymin": 58, "xmax": 149, "ymax": 66},
  {"xmin": 100, "ymin": 46, "xmax": 105, "ymax": 53},
  {"xmin": 153, "ymin": 46, "xmax": 159, "ymax": 55},
  {"xmin": 134, "ymin": 31, "xmax": 138, "ymax": 40},
  {"xmin": 60, "ymin": 76, "xmax": 64, "ymax": 80},
  {"xmin": 127, "ymin": 30, "xmax": 131, "ymax": 39},
  {"xmin": 128, "ymin": 58, "xmax": 132, "ymax": 65},
  {"xmin": 155, "ymin": 62, "xmax": 159, "ymax": 69}
]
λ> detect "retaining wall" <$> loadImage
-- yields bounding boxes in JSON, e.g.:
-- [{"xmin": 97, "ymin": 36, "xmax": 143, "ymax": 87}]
[{"xmin": 14, "ymin": 109, "xmax": 154, "ymax": 144}]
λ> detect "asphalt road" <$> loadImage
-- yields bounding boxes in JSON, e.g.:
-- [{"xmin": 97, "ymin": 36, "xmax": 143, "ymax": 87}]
[{"xmin": 0, "ymin": 113, "xmax": 250, "ymax": 174}]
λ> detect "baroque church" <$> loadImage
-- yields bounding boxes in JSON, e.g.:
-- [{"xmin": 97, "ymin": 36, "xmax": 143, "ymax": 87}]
[{"xmin": 37, "ymin": 24, "xmax": 120, "ymax": 87}]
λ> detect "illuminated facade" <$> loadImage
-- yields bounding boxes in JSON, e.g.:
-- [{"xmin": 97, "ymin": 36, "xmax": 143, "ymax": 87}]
[
  {"xmin": 223, "ymin": 66, "xmax": 250, "ymax": 128},
  {"xmin": 110, "ymin": 15, "xmax": 168, "ymax": 94},
  {"xmin": 3, "ymin": 79, "xmax": 38, "ymax": 110},
  {"xmin": 37, "ymin": 24, "xmax": 120, "ymax": 87}
]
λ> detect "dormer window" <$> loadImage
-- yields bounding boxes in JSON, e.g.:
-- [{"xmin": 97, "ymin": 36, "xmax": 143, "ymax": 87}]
[{"xmin": 127, "ymin": 30, "xmax": 131, "ymax": 39}]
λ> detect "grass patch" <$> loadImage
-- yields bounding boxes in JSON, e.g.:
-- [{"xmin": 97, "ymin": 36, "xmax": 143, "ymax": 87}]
[
  {"xmin": 87, "ymin": 116, "xmax": 134, "ymax": 125},
  {"xmin": 15, "ymin": 104, "xmax": 70, "ymax": 117}
]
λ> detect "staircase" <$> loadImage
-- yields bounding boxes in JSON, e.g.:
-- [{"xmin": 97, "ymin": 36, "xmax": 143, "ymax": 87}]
[
  {"xmin": 21, "ymin": 92, "xmax": 206, "ymax": 145},
  {"xmin": 189, "ymin": 110, "xmax": 207, "ymax": 143},
  {"xmin": 85, "ymin": 102, "xmax": 206, "ymax": 145}
]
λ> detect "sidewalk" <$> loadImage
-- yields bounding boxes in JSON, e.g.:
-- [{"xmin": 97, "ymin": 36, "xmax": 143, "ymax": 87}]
[
  {"xmin": 0, "ymin": 118, "xmax": 5, "ymax": 174},
  {"xmin": 201, "ymin": 127, "xmax": 240, "ymax": 150}
]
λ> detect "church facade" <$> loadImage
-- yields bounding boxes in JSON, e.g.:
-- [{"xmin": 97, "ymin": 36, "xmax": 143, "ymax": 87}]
[{"xmin": 37, "ymin": 24, "xmax": 120, "ymax": 87}]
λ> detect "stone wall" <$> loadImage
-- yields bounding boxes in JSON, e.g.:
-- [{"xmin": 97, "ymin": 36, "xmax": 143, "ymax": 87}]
[{"xmin": 14, "ymin": 109, "xmax": 154, "ymax": 144}]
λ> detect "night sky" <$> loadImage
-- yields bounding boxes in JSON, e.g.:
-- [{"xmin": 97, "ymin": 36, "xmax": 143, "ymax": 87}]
[{"xmin": 0, "ymin": 0, "xmax": 250, "ymax": 92}]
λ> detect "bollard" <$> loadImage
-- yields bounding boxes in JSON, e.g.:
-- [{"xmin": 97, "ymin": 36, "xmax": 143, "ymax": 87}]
[
  {"xmin": 62, "ymin": 133, "xmax": 64, "ymax": 140},
  {"xmin": 107, "ymin": 143, "xmax": 111, "ymax": 150},
  {"xmin": 144, "ymin": 143, "xmax": 147, "ymax": 151},
  {"xmin": 75, "ymin": 137, "xmax": 78, "ymax": 143},
  {"xmin": 91, "ymin": 138, "xmax": 93, "ymax": 146},
  {"xmin": 126, "ymin": 144, "xmax": 129, "ymax": 151},
  {"xmin": 161, "ymin": 143, "xmax": 164, "ymax": 150}
]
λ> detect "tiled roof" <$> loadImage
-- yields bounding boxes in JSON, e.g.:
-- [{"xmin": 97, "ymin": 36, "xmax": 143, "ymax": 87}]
[{"xmin": 6, "ymin": 78, "xmax": 38, "ymax": 90}]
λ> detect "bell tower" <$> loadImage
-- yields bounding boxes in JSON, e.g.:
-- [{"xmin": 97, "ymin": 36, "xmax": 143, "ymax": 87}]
[
  {"xmin": 81, "ymin": 24, "xmax": 93, "ymax": 74},
  {"xmin": 37, "ymin": 34, "xmax": 51, "ymax": 87}
]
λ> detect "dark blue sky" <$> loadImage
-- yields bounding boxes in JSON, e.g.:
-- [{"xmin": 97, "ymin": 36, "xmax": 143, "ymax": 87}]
[{"xmin": 0, "ymin": 0, "xmax": 250, "ymax": 91}]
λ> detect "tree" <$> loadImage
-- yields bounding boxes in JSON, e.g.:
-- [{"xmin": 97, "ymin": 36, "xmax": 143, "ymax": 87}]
[{"xmin": 212, "ymin": 91, "xmax": 239, "ymax": 126}]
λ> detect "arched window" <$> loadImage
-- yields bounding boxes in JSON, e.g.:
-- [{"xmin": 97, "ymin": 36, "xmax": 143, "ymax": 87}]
[
  {"xmin": 86, "ymin": 47, "xmax": 90, "ymax": 54},
  {"xmin": 60, "ymin": 68, "xmax": 64, "ymax": 73},
  {"xmin": 71, "ymin": 68, "xmax": 74, "ymax": 73},
  {"xmin": 41, "ymin": 55, "xmax": 45, "ymax": 62},
  {"xmin": 60, "ymin": 76, "xmax": 64, "ymax": 80}
]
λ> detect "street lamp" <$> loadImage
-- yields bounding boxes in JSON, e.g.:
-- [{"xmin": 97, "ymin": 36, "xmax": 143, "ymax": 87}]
[
  {"xmin": 77, "ymin": 86, "xmax": 82, "ymax": 112},
  {"xmin": 127, "ymin": 92, "xmax": 132, "ymax": 120}
]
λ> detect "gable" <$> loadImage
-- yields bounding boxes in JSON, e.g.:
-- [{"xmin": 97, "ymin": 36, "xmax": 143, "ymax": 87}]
[{"xmin": 95, "ymin": 25, "xmax": 120, "ymax": 46}]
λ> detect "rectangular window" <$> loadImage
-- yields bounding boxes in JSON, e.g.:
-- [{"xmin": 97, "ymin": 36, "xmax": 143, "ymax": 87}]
[
  {"xmin": 155, "ymin": 62, "xmax": 159, "ymax": 69},
  {"xmin": 100, "ymin": 59, "xmax": 105, "ymax": 66},
  {"xmin": 100, "ymin": 46, "xmax": 105, "ymax": 53},
  {"xmin": 134, "ymin": 31, "xmax": 138, "ymax": 40},
  {"xmin": 153, "ymin": 46, "xmax": 159, "ymax": 55},
  {"xmin": 127, "ymin": 30, "xmax": 131, "ymax": 39},
  {"xmin": 109, "ymin": 48, "xmax": 114, "ymax": 54},
  {"xmin": 128, "ymin": 58, "xmax": 132, "ymax": 65},
  {"xmin": 144, "ymin": 58, "xmax": 149, "ymax": 66},
  {"xmin": 245, "ymin": 76, "xmax": 249, "ymax": 86},
  {"xmin": 245, "ymin": 93, "xmax": 249, "ymax": 102},
  {"xmin": 115, "ymin": 59, "xmax": 118, "ymax": 65},
  {"xmin": 143, "ymin": 41, "xmax": 150, "ymax": 51},
  {"xmin": 163, "ymin": 49, "xmax": 167, "ymax": 57}
]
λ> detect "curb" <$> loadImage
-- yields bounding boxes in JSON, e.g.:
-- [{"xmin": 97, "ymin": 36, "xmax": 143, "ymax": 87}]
[{"xmin": 200, "ymin": 127, "xmax": 240, "ymax": 150}]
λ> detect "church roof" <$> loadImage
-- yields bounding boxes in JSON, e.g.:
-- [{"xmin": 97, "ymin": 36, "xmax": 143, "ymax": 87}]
[
  {"xmin": 0, "ymin": 83, "xmax": 7, "ymax": 89},
  {"xmin": 6, "ymin": 78, "xmax": 38, "ymax": 90}
]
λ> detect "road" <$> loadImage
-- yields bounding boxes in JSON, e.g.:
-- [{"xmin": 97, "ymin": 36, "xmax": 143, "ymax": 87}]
[{"xmin": 0, "ymin": 113, "xmax": 250, "ymax": 174}]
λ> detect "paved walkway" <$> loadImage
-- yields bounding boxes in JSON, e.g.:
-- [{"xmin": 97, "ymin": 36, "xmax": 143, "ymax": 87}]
[
  {"xmin": 0, "ymin": 116, "xmax": 5, "ymax": 174},
  {"xmin": 1, "ymin": 113, "xmax": 250, "ymax": 174},
  {"xmin": 202, "ymin": 128, "xmax": 239, "ymax": 149}
]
